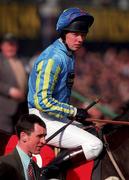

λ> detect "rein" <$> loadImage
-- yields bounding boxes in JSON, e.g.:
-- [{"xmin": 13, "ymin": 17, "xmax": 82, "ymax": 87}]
[
  {"xmin": 86, "ymin": 118, "xmax": 129, "ymax": 126},
  {"xmin": 103, "ymin": 134, "xmax": 126, "ymax": 180}
]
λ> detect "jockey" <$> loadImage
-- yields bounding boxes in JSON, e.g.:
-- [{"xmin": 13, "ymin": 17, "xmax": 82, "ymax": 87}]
[{"xmin": 28, "ymin": 7, "xmax": 103, "ymax": 168}]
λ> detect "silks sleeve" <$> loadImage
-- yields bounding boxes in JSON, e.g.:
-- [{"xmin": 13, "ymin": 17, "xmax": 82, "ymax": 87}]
[{"xmin": 34, "ymin": 58, "xmax": 75, "ymax": 119}]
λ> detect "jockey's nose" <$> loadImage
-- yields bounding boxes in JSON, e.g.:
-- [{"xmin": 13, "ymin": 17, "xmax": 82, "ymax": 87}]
[{"xmin": 77, "ymin": 35, "xmax": 84, "ymax": 42}]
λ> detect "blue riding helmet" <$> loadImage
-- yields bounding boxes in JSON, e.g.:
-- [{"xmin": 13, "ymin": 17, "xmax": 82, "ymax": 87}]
[{"xmin": 56, "ymin": 7, "xmax": 94, "ymax": 33}]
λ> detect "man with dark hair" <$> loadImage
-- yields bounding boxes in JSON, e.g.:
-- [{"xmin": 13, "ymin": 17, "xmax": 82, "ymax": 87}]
[
  {"xmin": 15, "ymin": 113, "xmax": 46, "ymax": 139},
  {"xmin": 0, "ymin": 114, "xmax": 47, "ymax": 180}
]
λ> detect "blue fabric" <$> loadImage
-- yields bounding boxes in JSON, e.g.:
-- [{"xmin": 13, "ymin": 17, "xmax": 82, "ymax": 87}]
[
  {"xmin": 28, "ymin": 39, "xmax": 75, "ymax": 119},
  {"xmin": 56, "ymin": 7, "xmax": 93, "ymax": 33}
]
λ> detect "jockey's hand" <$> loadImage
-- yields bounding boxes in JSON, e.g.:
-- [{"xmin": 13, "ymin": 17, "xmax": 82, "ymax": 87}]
[{"xmin": 75, "ymin": 108, "xmax": 93, "ymax": 126}]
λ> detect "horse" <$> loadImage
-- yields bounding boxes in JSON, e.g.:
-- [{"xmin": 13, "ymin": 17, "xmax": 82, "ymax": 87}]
[
  {"xmin": 53, "ymin": 121, "xmax": 129, "ymax": 180},
  {"xmin": 101, "ymin": 125, "xmax": 129, "ymax": 180}
]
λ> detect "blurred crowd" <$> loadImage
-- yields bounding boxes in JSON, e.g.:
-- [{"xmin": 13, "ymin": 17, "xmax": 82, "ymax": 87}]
[
  {"xmin": 1, "ymin": 0, "xmax": 129, "ymax": 10},
  {"xmin": 74, "ymin": 47, "xmax": 129, "ymax": 112},
  {"xmin": 0, "ymin": 33, "xmax": 28, "ymax": 155}
]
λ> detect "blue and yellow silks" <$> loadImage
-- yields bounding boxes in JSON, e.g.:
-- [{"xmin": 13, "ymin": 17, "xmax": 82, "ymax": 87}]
[{"xmin": 28, "ymin": 39, "xmax": 75, "ymax": 119}]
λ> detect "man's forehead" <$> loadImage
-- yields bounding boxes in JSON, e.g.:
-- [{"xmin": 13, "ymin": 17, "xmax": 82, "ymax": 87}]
[
  {"xmin": 2, "ymin": 41, "xmax": 17, "ymax": 46},
  {"xmin": 34, "ymin": 123, "xmax": 46, "ymax": 134}
]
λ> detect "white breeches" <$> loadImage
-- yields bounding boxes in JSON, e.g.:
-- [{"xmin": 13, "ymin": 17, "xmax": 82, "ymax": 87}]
[{"xmin": 29, "ymin": 108, "xmax": 103, "ymax": 160}]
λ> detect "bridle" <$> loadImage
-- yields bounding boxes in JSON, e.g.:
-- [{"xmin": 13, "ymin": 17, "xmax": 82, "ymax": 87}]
[{"xmin": 103, "ymin": 134, "xmax": 126, "ymax": 180}]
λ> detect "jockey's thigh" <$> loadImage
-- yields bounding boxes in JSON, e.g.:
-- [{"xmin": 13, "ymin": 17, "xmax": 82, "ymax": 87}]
[{"xmin": 29, "ymin": 108, "xmax": 103, "ymax": 160}]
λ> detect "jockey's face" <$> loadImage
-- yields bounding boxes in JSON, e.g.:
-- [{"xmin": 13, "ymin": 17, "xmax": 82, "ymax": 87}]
[{"xmin": 65, "ymin": 32, "xmax": 86, "ymax": 51}]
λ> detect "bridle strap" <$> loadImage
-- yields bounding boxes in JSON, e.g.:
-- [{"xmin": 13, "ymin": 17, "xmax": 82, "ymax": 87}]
[{"xmin": 103, "ymin": 135, "xmax": 126, "ymax": 180}]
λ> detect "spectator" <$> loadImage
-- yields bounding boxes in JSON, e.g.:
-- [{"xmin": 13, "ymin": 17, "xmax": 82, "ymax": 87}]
[
  {"xmin": 0, "ymin": 114, "xmax": 47, "ymax": 180},
  {"xmin": 0, "ymin": 162, "xmax": 21, "ymax": 180},
  {"xmin": 0, "ymin": 33, "xmax": 27, "ymax": 155}
]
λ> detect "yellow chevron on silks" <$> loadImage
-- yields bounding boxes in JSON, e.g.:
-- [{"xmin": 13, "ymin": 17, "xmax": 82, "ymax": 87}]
[
  {"xmin": 34, "ymin": 61, "xmax": 44, "ymax": 111},
  {"xmin": 42, "ymin": 59, "xmax": 74, "ymax": 118},
  {"xmin": 28, "ymin": 39, "xmax": 75, "ymax": 119}
]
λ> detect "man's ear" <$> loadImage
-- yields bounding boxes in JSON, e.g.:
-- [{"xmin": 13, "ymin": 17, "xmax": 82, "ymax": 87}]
[{"xmin": 20, "ymin": 132, "xmax": 28, "ymax": 143}]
